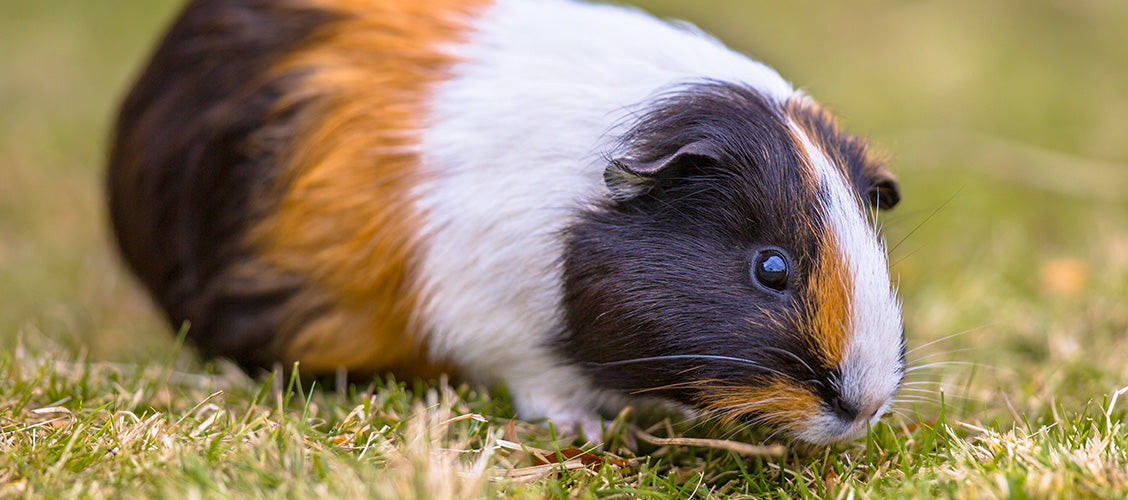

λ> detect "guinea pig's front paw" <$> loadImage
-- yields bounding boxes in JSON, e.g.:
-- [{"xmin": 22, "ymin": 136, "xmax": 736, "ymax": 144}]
[
  {"xmin": 542, "ymin": 409, "xmax": 606, "ymax": 443},
  {"xmin": 508, "ymin": 387, "xmax": 608, "ymax": 443},
  {"xmin": 499, "ymin": 363, "xmax": 628, "ymax": 443}
]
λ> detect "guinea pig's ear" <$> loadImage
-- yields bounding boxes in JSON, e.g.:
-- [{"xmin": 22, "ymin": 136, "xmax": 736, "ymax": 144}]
[
  {"xmin": 866, "ymin": 168, "xmax": 901, "ymax": 210},
  {"xmin": 604, "ymin": 141, "xmax": 721, "ymax": 201}
]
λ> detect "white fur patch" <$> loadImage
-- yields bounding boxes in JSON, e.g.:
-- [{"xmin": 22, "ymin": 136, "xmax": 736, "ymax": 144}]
[
  {"xmin": 789, "ymin": 117, "xmax": 904, "ymax": 442},
  {"xmin": 413, "ymin": 0, "xmax": 797, "ymax": 428}
]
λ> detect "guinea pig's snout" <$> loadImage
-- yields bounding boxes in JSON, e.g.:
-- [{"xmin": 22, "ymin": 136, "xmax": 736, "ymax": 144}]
[
  {"xmin": 794, "ymin": 390, "xmax": 894, "ymax": 445},
  {"xmin": 828, "ymin": 395, "xmax": 860, "ymax": 421},
  {"xmin": 805, "ymin": 356, "xmax": 902, "ymax": 444},
  {"xmin": 828, "ymin": 394, "xmax": 885, "ymax": 425}
]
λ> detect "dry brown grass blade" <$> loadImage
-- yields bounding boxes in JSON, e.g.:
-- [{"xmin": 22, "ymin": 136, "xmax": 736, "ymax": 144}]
[
  {"xmin": 633, "ymin": 427, "xmax": 786, "ymax": 457},
  {"xmin": 496, "ymin": 418, "xmax": 636, "ymax": 474}
]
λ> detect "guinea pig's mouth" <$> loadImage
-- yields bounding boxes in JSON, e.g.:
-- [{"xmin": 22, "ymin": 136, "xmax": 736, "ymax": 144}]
[
  {"xmin": 790, "ymin": 399, "xmax": 894, "ymax": 445},
  {"xmin": 694, "ymin": 380, "xmax": 896, "ymax": 445}
]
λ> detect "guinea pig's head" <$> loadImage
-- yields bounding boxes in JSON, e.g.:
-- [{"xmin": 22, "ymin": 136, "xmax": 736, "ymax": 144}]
[{"xmin": 562, "ymin": 82, "xmax": 904, "ymax": 445}]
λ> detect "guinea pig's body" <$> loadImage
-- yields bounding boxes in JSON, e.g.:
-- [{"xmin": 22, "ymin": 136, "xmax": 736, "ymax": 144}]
[{"xmin": 109, "ymin": 0, "xmax": 905, "ymax": 444}]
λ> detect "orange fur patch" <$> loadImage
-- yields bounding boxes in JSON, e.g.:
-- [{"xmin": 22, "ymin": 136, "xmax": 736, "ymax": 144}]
[
  {"xmin": 247, "ymin": 0, "xmax": 490, "ymax": 375},
  {"xmin": 806, "ymin": 232, "xmax": 852, "ymax": 367},
  {"xmin": 696, "ymin": 378, "xmax": 819, "ymax": 431}
]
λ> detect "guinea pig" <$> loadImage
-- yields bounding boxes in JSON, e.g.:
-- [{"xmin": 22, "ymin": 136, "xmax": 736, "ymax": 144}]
[{"xmin": 107, "ymin": 0, "xmax": 905, "ymax": 445}]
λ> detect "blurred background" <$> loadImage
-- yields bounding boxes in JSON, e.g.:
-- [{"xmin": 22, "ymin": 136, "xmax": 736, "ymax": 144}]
[{"xmin": 2, "ymin": 0, "xmax": 1126, "ymax": 422}]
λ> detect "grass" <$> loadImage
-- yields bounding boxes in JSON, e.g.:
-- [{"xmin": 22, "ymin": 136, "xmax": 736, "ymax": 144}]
[{"xmin": 2, "ymin": 0, "xmax": 1127, "ymax": 497}]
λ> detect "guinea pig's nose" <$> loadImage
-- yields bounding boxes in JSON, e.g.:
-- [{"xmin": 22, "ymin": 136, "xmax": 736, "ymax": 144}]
[{"xmin": 829, "ymin": 396, "xmax": 860, "ymax": 422}]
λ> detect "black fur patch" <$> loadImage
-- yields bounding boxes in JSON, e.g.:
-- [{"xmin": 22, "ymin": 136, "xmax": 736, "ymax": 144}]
[
  {"xmin": 107, "ymin": 0, "xmax": 334, "ymax": 368},
  {"xmin": 560, "ymin": 82, "xmax": 888, "ymax": 412}
]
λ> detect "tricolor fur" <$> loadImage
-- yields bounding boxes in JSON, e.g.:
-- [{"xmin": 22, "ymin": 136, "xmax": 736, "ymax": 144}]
[{"xmin": 109, "ymin": 0, "xmax": 904, "ymax": 444}]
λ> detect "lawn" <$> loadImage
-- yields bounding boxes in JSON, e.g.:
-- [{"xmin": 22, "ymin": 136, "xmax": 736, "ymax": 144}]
[{"xmin": 2, "ymin": 0, "xmax": 1127, "ymax": 497}]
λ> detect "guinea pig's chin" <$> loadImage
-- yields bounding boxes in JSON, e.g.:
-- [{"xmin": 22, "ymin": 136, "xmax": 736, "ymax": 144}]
[{"xmin": 791, "ymin": 404, "xmax": 891, "ymax": 446}]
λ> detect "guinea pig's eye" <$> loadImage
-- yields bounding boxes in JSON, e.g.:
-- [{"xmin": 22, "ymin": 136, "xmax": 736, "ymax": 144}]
[{"xmin": 753, "ymin": 250, "xmax": 790, "ymax": 292}]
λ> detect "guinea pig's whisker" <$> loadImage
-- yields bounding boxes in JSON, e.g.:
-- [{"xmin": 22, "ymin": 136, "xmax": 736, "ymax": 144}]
[
  {"xmin": 890, "ymin": 404, "xmax": 940, "ymax": 416},
  {"xmin": 894, "ymin": 393, "xmax": 940, "ymax": 402},
  {"xmin": 919, "ymin": 389, "xmax": 985, "ymax": 404},
  {"xmin": 756, "ymin": 346, "xmax": 816, "ymax": 376},
  {"xmin": 906, "ymin": 348, "xmax": 979, "ymax": 367},
  {"xmin": 708, "ymin": 400, "xmax": 800, "ymax": 429},
  {"xmin": 895, "ymin": 377, "xmax": 986, "ymax": 406},
  {"xmin": 760, "ymin": 427, "xmax": 790, "ymax": 444},
  {"xmin": 896, "ymin": 388, "xmax": 944, "ymax": 398},
  {"xmin": 905, "ymin": 325, "xmax": 991, "ymax": 356},
  {"xmin": 897, "ymin": 381, "xmax": 952, "ymax": 390},
  {"xmin": 886, "ymin": 404, "xmax": 937, "ymax": 422},
  {"xmin": 675, "ymin": 365, "xmax": 710, "ymax": 377},
  {"xmin": 892, "ymin": 402, "xmax": 939, "ymax": 411},
  {"xmin": 593, "ymin": 354, "xmax": 798, "ymax": 381},
  {"xmin": 628, "ymin": 379, "xmax": 712, "ymax": 395},
  {"xmin": 892, "ymin": 396, "xmax": 934, "ymax": 404},
  {"xmin": 697, "ymin": 404, "xmax": 750, "ymax": 424},
  {"xmin": 896, "ymin": 384, "xmax": 946, "ymax": 392},
  {"xmin": 716, "ymin": 397, "xmax": 794, "ymax": 415},
  {"xmin": 802, "ymin": 379, "xmax": 826, "ymax": 388},
  {"xmin": 692, "ymin": 405, "xmax": 799, "ymax": 443},
  {"xmin": 886, "ymin": 409, "xmax": 915, "ymax": 422},
  {"xmin": 720, "ymin": 419, "xmax": 765, "ymax": 441},
  {"xmin": 894, "ymin": 388, "xmax": 942, "ymax": 397},
  {"xmin": 886, "ymin": 407, "xmax": 908, "ymax": 417},
  {"xmin": 692, "ymin": 404, "xmax": 758, "ymax": 427},
  {"xmin": 903, "ymin": 361, "xmax": 985, "ymax": 374},
  {"xmin": 682, "ymin": 411, "xmax": 725, "ymax": 432},
  {"xmin": 894, "ymin": 385, "xmax": 937, "ymax": 394},
  {"xmin": 749, "ymin": 411, "xmax": 796, "ymax": 429},
  {"xmin": 889, "ymin": 246, "xmax": 926, "ymax": 268},
  {"xmin": 715, "ymin": 395, "xmax": 792, "ymax": 409},
  {"xmin": 894, "ymin": 408, "xmax": 923, "ymax": 419},
  {"xmin": 892, "ymin": 395, "xmax": 940, "ymax": 405},
  {"xmin": 888, "ymin": 190, "xmax": 957, "ymax": 256},
  {"xmin": 892, "ymin": 397, "xmax": 942, "ymax": 407}
]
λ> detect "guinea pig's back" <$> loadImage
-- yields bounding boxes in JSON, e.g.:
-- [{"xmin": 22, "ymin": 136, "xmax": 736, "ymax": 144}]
[{"xmin": 108, "ymin": 0, "xmax": 487, "ymax": 375}]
